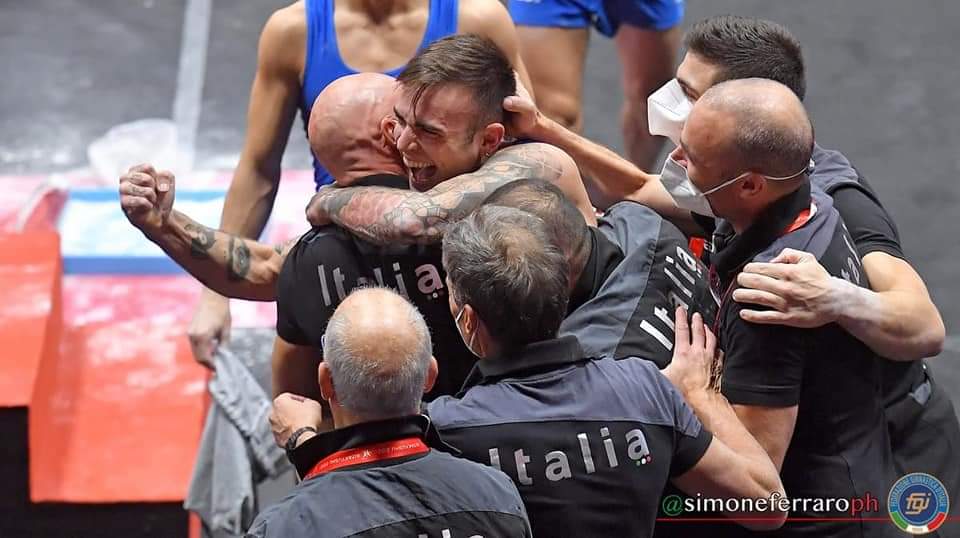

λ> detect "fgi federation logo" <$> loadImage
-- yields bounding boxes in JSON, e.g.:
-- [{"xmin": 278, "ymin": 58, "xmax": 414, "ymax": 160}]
[{"xmin": 888, "ymin": 473, "xmax": 949, "ymax": 534}]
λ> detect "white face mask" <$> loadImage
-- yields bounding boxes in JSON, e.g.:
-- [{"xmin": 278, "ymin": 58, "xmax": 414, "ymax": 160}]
[
  {"xmin": 660, "ymin": 156, "xmax": 813, "ymax": 218},
  {"xmin": 648, "ymin": 79, "xmax": 693, "ymax": 145},
  {"xmin": 454, "ymin": 305, "xmax": 480, "ymax": 358},
  {"xmin": 660, "ymin": 156, "xmax": 717, "ymax": 217}
]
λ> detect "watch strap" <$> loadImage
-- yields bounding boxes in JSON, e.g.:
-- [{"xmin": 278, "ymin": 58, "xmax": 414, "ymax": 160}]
[{"xmin": 285, "ymin": 426, "xmax": 319, "ymax": 452}]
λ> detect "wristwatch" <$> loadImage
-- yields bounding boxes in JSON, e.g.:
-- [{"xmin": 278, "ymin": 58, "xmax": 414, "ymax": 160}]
[{"xmin": 285, "ymin": 426, "xmax": 319, "ymax": 452}]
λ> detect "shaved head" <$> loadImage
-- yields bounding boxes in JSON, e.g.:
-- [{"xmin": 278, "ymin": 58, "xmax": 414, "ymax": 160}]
[
  {"xmin": 323, "ymin": 287, "xmax": 432, "ymax": 419},
  {"xmin": 308, "ymin": 73, "xmax": 405, "ymax": 184},
  {"xmin": 695, "ymin": 77, "xmax": 814, "ymax": 180}
]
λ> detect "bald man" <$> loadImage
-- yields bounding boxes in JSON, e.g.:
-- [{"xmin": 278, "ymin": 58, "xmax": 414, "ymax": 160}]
[
  {"xmin": 307, "ymin": 72, "xmax": 405, "ymax": 184},
  {"xmin": 121, "ymin": 72, "xmax": 558, "ymax": 402},
  {"xmin": 249, "ymin": 287, "xmax": 531, "ymax": 538},
  {"xmin": 669, "ymin": 78, "xmax": 900, "ymax": 538},
  {"xmin": 120, "ymin": 74, "xmax": 402, "ymax": 301}
]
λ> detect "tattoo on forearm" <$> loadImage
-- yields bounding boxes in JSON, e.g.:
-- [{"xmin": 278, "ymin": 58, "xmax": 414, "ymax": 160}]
[
  {"xmin": 273, "ymin": 238, "xmax": 297, "ymax": 256},
  {"xmin": 227, "ymin": 236, "xmax": 252, "ymax": 281},
  {"xmin": 315, "ymin": 145, "xmax": 564, "ymax": 244},
  {"xmin": 185, "ymin": 223, "xmax": 217, "ymax": 259}
]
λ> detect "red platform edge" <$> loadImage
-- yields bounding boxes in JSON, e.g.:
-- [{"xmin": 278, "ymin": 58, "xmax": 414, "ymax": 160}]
[
  {"xmin": 29, "ymin": 275, "xmax": 208, "ymax": 503},
  {"xmin": 0, "ymin": 232, "xmax": 61, "ymax": 407},
  {"xmin": 0, "ymin": 230, "xmax": 211, "ymax": 504}
]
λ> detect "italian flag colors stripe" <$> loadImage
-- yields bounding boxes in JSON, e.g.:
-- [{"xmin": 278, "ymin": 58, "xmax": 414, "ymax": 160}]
[{"xmin": 890, "ymin": 509, "xmax": 947, "ymax": 533}]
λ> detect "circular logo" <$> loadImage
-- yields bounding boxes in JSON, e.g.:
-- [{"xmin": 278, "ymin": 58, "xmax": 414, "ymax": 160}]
[
  {"xmin": 888, "ymin": 473, "xmax": 949, "ymax": 534},
  {"xmin": 661, "ymin": 494, "xmax": 684, "ymax": 517}
]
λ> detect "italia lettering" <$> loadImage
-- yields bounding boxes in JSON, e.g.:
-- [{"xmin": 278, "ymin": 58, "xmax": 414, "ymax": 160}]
[
  {"xmin": 392, "ymin": 262, "xmax": 408, "ymax": 297},
  {"xmin": 515, "ymin": 449, "xmax": 533, "ymax": 485},
  {"xmin": 315, "ymin": 262, "xmax": 445, "ymax": 306},
  {"xmin": 487, "ymin": 427, "xmax": 652, "ymax": 485},
  {"xmin": 416, "ymin": 263, "xmax": 445, "ymax": 298}
]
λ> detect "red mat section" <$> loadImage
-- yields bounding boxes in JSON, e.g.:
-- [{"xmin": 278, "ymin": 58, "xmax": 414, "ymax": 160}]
[
  {"xmin": 0, "ymin": 232, "xmax": 61, "ymax": 408},
  {"xmin": 29, "ymin": 276, "xmax": 208, "ymax": 503}
]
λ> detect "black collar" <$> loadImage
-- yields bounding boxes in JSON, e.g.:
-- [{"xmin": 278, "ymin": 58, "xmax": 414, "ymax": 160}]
[
  {"xmin": 288, "ymin": 414, "xmax": 456, "ymax": 477},
  {"xmin": 461, "ymin": 335, "xmax": 587, "ymax": 392},
  {"xmin": 354, "ymin": 173, "xmax": 409, "ymax": 189},
  {"xmin": 568, "ymin": 228, "xmax": 624, "ymax": 313},
  {"xmin": 712, "ymin": 181, "xmax": 812, "ymax": 288}
]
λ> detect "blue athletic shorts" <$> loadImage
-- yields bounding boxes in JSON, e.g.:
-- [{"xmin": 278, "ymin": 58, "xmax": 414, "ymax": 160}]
[{"xmin": 508, "ymin": 0, "xmax": 684, "ymax": 37}]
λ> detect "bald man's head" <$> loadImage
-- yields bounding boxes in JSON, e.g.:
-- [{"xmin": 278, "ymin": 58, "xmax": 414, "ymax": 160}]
[
  {"xmin": 308, "ymin": 73, "xmax": 405, "ymax": 185},
  {"xmin": 694, "ymin": 77, "xmax": 814, "ymax": 180},
  {"xmin": 322, "ymin": 287, "xmax": 434, "ymax": 420}
]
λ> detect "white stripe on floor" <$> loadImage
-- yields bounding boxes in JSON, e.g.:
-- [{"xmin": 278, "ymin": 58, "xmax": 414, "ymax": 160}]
[{"xmin": 172, "ymin": 0, "xmax": 212, "ymax": 173}]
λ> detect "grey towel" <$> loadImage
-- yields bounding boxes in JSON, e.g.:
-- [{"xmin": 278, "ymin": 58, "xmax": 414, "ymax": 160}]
[{"xmin": 184, "ymin": 347, "xmax": 289, "ymax": 536}]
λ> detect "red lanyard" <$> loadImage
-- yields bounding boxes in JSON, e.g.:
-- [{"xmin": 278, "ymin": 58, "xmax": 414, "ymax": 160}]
[
  {"xmin": 304, "ymin": 437, "xmax": 429, "ymax": 480},
  {"xmin": 711, "ymin": 204, "xmax": 815, "ymax": 335}
]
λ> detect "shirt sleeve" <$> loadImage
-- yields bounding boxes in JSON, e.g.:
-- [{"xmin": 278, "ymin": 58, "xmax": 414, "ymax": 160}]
[
  {"xmin": 275, "ymin": 246, "xmax": 310, "ymax": 346},
  {"xmin": 670, "ymin": 412, "xmax": 713, "ymax": 478},
  {"xmin": 719, "ymin": 302, "xmax": 807, "ymax": 407},
  {"xmin": 830, "ymin": 185, "xmax": 905, "ymax": 260},
  {"xmin": 288, "ymin": 434, "xmax": 323, "ymax": 478}
]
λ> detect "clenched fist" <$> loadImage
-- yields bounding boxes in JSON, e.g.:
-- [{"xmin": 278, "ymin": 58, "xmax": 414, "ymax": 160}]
[
  {"xmin": 270, "ymin": 392, "xmax": 324, "ymax": 449},
  {"xmin": 119, "ymin": 163, "xmax": 176, "ymax": 236}
]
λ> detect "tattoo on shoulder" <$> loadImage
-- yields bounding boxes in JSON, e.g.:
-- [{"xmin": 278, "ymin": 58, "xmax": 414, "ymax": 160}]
[
  {"xmin": 227, "ymin": 237, "xmax": 252, "ymax": 281},
  {"xmin": 472, "ymin": 144, "xmax": 565, "ymax": 187},
  {"xmin": 185, "ymin": 223, "xmax": 217, "ymax": 259},
  {"xmin": 316, "ymin": 144, "xmax": 568, "ymax": 244},
  {"xmin": 410, "ymin": 144, "xmax": 567, "ymax": 221}
]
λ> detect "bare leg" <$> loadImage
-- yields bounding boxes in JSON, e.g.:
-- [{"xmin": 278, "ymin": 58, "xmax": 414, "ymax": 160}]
[
  {"xmin": 615, "ymin": 25, "xmax": 682, "ymax": 171},
  {"xmin": 515, "ymin": 25, "xmax": 590, "ymax": 132}
]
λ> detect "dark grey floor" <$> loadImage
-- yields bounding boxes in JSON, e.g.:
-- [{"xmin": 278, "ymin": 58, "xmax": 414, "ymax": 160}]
[{"xmin": 1, "ymin": 1, "xmax": 956, "ymax": 395}]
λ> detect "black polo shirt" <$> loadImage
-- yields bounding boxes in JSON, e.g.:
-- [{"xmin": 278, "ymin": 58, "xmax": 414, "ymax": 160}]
[
  {"xmin": 562, "ymin": 201, "xmax": 717, "ymax": 368},
  {"xmin": 251, "ymin": 415, "xmax": 531, "ymax": 537},
  {"xmin": 275, "ymin": 174, "xmax": 474, "ymax": 399},
  {"xmin": 711, "ymin": 182, "xmax": 899, "ymax": 538},
  {"xmin": 696, "ymin": 144, "xmax": 921, "ymax": 406},
  {"xmin": 427, "ymin": 335, "xmax": 713, "ymax": 538}
]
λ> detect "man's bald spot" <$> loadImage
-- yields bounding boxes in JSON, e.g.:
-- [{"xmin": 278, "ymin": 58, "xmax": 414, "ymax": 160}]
[
  {"xmin": 331, "ymin": 287, "xmax": 425, "ymax": 373},
  {"xmin": 697, "ymin": 78, "xmax": 814, "ymax": 178},
  {"xmin": 308, "ymin": 73, "xmax": 402, "ymax": 183}
]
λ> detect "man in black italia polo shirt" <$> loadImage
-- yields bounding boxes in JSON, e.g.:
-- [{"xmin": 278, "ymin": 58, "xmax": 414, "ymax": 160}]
[
  {"xmin": 120, "ymin": 69, "xmax": 592, "ymax": 403},
  {"xmin": 666, "ymin": 78, "xmax": 900, "ymax": 538},
  {"xmin": 120, "ymin": 73, "xmax": 477, "ymax": 403}
]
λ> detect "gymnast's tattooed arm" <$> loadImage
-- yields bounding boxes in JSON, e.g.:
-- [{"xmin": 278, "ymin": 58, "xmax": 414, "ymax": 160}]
[
  {"xmin": 305, "ymin": 142, "xmax": 595, "ymax": 245},
  {"xmin": 152, "ymin": 211, "xmax": 297, "ymax": 301}
]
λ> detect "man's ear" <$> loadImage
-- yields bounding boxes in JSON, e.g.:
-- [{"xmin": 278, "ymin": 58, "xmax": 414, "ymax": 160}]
[
  {"xmin": 479, "ymin": 123, "xmax": 506, "ymax": 159},
  {"xmin": 318, "ymin": 362, "xmax": 335, "ymax": 404},
  {"xmin": 423, "ymin": 356, "xmax": 438, "ymax": 394},
  {"xmin": 381, "ymin": 115, "xmax": 399, "ymax": 147},
  {"xmin": 739, "ymin": 172, "xmax": 765, "ymax": 199},
  {"xmin": 461, "ymin": 303, "xmax": 478, "ymax": 332},
  {"xmin": 472, "ymin": 315, "xmax": 492, "ymax": 358},
  {"xmin": 462, "ymin": 304, "xmax": 492, "ymax": 359}
]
